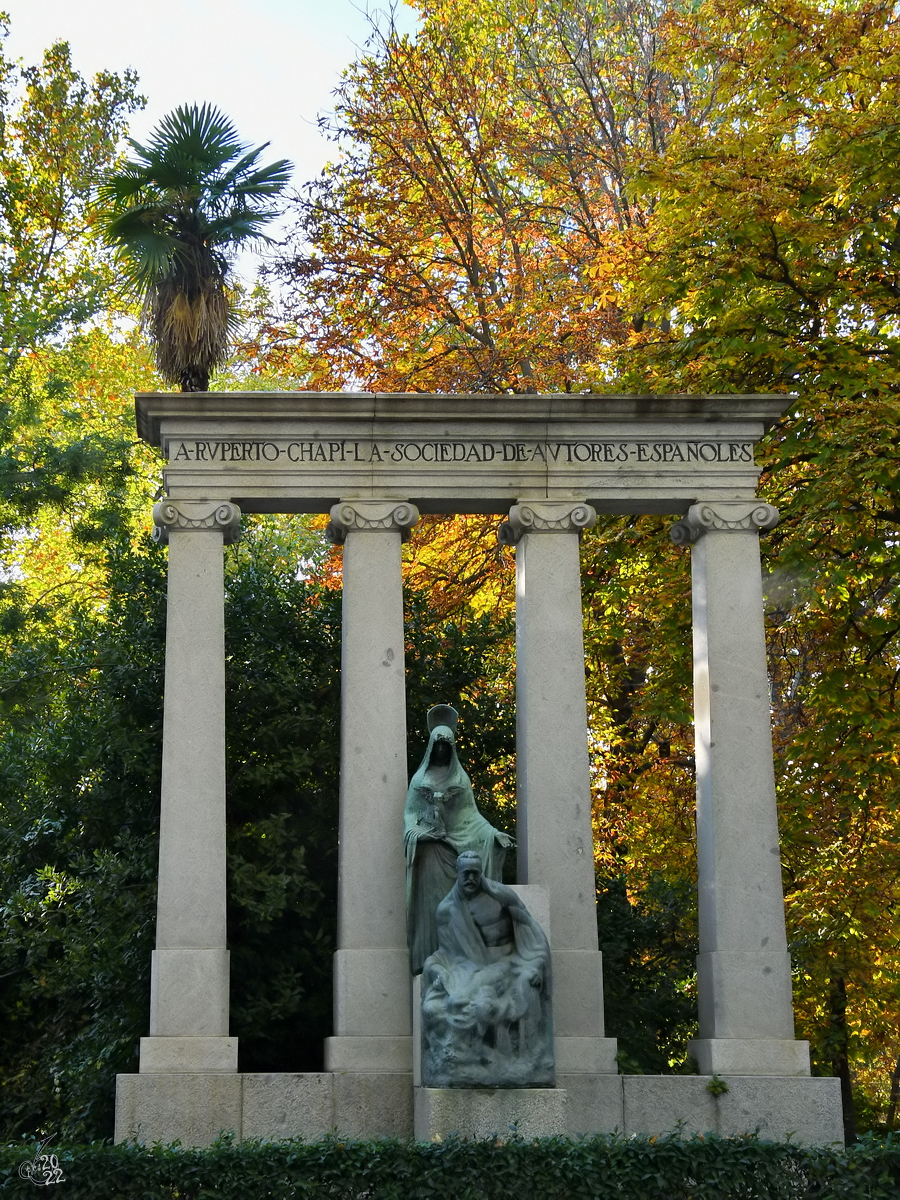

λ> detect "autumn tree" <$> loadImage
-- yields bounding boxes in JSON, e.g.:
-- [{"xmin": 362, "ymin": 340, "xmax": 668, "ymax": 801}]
[
  {"xmin": 266, "ymin": 0, "xmax": 900, "ymax": 1127},
  {"xmin": 618, "ymin": 0, "xmax": 900, "ymax": 1133}
]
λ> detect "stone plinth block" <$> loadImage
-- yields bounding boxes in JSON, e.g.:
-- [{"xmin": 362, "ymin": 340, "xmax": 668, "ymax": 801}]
[
  {"xmin": 717, "ymin": 1076, "xmax": 843, "ymax": 1145},
  {"xmin": 333, "ymin": 1072, "xmax": 414, "ymax": 1138},
  {"xmin": 115, "ymin": 1073, "xmax": 241, "ymax": 1146},
  {"xmin": 624, "ymin": 1075, "xmax": 718, "ymax": 1137},
  {"xmin": 324, "ymin": 1036, "xmax": 413, "ymax": 1073},
  {"xmin": 139, "ymin": 1036, "xmax": 238, "ymax": 1074},
  {"xmin": 557, "ymin": 1074, "xmax": 624, "ymax": 1137},
  {"xmin": 621, "ymin": 1075, "xmax": 843, "ymax": 1147},
  {"xmin": 688, "ymin": 1037, "xmax": 811, "ymax": 1077},
  {"xmin": 415, "ymin": 1087, "xmax": 566, "ymax": 1142},
  {"xmin": 241, "ymin": 1074, "xmax": 334, "ymax": 1142}
]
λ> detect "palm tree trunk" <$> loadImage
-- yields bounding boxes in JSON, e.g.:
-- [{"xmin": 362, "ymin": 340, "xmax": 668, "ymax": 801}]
[{"xmin": 180, "ymin": 366, "xmax": 210, "ymax": 391}]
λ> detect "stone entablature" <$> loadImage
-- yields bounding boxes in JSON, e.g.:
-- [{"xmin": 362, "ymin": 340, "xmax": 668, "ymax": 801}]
[{"xmin": 135, "ymin": 392, "xmax": 789, "ymax": 514}]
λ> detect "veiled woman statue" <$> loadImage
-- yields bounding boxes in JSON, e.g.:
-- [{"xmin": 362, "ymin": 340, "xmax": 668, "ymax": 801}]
[{"xmin": 404, "ymin": 704, "xmax": 512, "ymax": 974}]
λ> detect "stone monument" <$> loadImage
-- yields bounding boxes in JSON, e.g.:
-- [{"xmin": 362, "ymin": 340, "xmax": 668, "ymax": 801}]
[{"xmin": 113, "ymin": 391, "xmax": 843, "ymax": 1148}]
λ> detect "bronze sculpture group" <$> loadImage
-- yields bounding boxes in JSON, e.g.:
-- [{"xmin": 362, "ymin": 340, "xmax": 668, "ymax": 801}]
[{"xmin": 405, "ymin": 705, "xmax": 554, "ymax": 1088}]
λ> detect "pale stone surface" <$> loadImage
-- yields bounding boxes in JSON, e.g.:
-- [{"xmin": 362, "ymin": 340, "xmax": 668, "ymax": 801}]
[
  {"xmin": 413, "ymin": 975, "xmax": 423, "ymax": 1086},
  {"xmin": 241, "ymin": 1074, "xmax": 334, "ymax": 1142},
  {"xmin": 624, "ymin": 1075, "xmax": 719, "ymax": 1137},
  {"xmin": 558, "ymin": 1074, "xmax": 624, "ymax": 1136},
  {"xmin": 550, "ymin": 950, "xmax": 608, "ymax": 1042},
  {"xmin": 509, "ymin": 885, "xmax": 550, "ymax": 943},
  {"xmin": 689, "ymin": 1038, "xmax": 811, "ymax": 1077},
  {"xmin": 144, "ymin": 504, "xmax": 239, "ymax": 1074},
  {"xmin": 717, "ymin": 1076, "xmax": 844, "ymax": 1145},
  {"xmin": 333, "ymin": 949, "xmax": 412, "ymax": 1036},
  {"xmin": 115, "ymin": 1073, "xmax": 242, "ymax": 1146},
  {"xmin": 696, "ymin": 950, "xmax": 796, "ymax": 1041},
  {"xmin": 324, "ymin": 1036, "xmax": 413, "ymax": 1073},
  {"xmin": 505, "ymin": 502, "xmax": 614, "ymax": 1064},
  {"xmin": 136, "ymin": 392, "xmax": 788, "ymax": 515},
  {"xmin": 555, "ymin": 1037, "xmax": 619, "ymax": 1075},
  {"xmin": 328, "ymin": 502, "xmax": 418, "ymax": 1073},
  {"xmin": 415, "ymin": 1087, "xmax": 566, "ymax": 1141},
  {"xmin": 149, "ymin": 948, "xmax": 230, "ymax": 1037},
  {"xmin": 671, "ymin": 501, "xmax": 805, "ymax": 1075},
  {"xmin": 332, "ymin": 1072, "xmax": 414, "ymax": 1138},
  {"xmin": 621, "ymin": 1075, "xmax": 842, "ymax": 1146},
  {"xmin": 139, "ymin": 1036, "xmax": 238, "ymax": 1074}
]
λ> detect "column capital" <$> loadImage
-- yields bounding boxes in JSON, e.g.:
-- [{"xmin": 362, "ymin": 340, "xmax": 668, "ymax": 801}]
[
  {"xmin": 498, "ymin": 500, "xmax": 597, "ymax": 546},
  {"xmin": 325, "ymin": 499, "xmax": 420, "ymax": 545},
  {"xmin": 152, "ymin": 500, "xmax": 241, "ymax": 546},
  {"xmin": 670, "ymin": 500, "xmax": 779, "ymax": 546}
]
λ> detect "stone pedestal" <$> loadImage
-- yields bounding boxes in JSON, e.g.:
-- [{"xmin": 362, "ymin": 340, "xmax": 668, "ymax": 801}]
[
  {"xmin": 140, "ymin": 500, "xmax": 241, "ymax": 1074},
  {"xmin": 415, "ymin": 1087, "xmax": 567, "ymax": 1141},
  {"xmin": 671, "ymin": 502, "xmax": 809, "ymax": 1076},
  {"xmin": 323, "ymin": 501, "xmax": 419, "ymax": 1077},
  {"xmin": 499, "ymin": 502, "xmax": 617, "ymax": 1077}
]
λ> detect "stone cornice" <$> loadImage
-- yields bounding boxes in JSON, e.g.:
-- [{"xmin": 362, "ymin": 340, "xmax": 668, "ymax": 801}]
[
  {"xmin": 325, "ymin": 500, "xmax": 420, "ymax": 544},
  {"xmin": 670, "ymin": 501, "xmax": 779, "ymax": 545},
  {"xmin": 498, "ymin": 501, "xmax": 598, "ymax": 545},
  {"xmin": 152, "ymin": 500, "xmax": 242, "ymax": 546},
  {"xmin": 136, "ymin": 391, "xmax": 793, "ymax": 447}
]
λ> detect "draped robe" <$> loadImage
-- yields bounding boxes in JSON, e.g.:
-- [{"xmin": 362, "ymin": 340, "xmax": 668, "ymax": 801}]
[{"xmin": 404, "ymin": 724, "xmax": 507, "ymax": 974}]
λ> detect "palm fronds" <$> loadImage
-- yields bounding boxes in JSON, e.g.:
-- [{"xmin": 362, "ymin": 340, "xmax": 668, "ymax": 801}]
[{"xmin": 96, "ymin": 103, "xmax": 291, "ymax": 389}]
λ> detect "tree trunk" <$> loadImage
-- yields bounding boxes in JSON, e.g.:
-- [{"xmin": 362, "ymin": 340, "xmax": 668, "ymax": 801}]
[
  {"xmin": 887, "ymin": 1053, "xmax": 900, "ymax": 1131},
  {"xmin": 180, "ymin": 366, "xmax": 210, "ymax": 391},
  {"xmin": 828, "ymin": 973, "xmax": 857, "ymax": 1144}
]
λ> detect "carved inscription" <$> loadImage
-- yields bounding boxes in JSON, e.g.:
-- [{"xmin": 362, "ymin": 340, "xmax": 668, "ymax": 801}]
[{"xmin": 170, "ymin": 439, "xmax": 754, "ymax": 467}]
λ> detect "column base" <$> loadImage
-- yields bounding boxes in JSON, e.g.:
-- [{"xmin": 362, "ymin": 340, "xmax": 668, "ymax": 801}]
[
  {"xmin": 551, "ymin": 948, "xmax": 616, "ymax": 1046},
  {"xmin": 150, "ymin": 948, "xmax": 230, "ymax": 1036},
  {"xmin": 333, "ymin": 948, "xmax": 411, "ymax": 1036},
  {"xmin": 139, "ymin": 1036, "xmax": 238, "ymax": 1073},
  {"xmin": 688, "ymin": 1038, "xmax": 810, "ymax": 1076},
  {"xmin": 325, "ymin": 1035, "xmax": 413, "ymax": 1073}
]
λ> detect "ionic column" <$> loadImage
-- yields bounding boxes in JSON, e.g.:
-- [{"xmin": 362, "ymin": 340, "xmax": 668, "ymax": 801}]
[
  {"xmin": 323, "ymin": 500, "xmax": 419, "ymax": 1074},
  {"xmin": 671, "ymin": 501, "xmax": 810, "ymax": 1076},
  {"xmin": 140, "ymin": 500, "xmax": 241, "ymax": 1074},
  {"xmin": 499, "ymin": 501, "xmax": 618, "ymax": 1075}
]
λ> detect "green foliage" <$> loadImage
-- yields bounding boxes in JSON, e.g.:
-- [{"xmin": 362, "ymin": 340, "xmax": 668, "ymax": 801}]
[
  {"xmin": 597, "ymin": 872, "xmax": 698, "ymax": 1075},
  {"xmin": 0, "ymin": 23, "xmax": 143, "ymax": 362},
  {"xmin": 0, "ymin": 538, "xmax": 167, "ymax": 1139},
  {"xmin": 1, "ymin": 1133, "xmax": 899, "ymax": 1199}
]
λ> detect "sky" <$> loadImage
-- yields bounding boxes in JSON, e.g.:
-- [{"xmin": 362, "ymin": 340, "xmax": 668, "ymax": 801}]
[{"xmin": 2, "ymin": 0, "xmax": 420, "ymax": 262}]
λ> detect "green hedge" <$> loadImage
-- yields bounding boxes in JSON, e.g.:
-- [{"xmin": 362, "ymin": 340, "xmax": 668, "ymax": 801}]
[{"xmin": 2, "ymin": 1133, "xmax": 898, "ymax": 1199}]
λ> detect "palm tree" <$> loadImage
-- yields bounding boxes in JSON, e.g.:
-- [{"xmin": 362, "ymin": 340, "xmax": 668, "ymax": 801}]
[{"xmin": 97, "ymin": 103, "xmax": 291, "ymax": 390}]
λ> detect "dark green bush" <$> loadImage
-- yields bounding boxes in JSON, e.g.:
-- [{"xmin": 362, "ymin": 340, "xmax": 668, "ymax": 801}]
[{"xmin": 1, "ymin": 1133, "xmax": 898, "ymax": 1200}]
